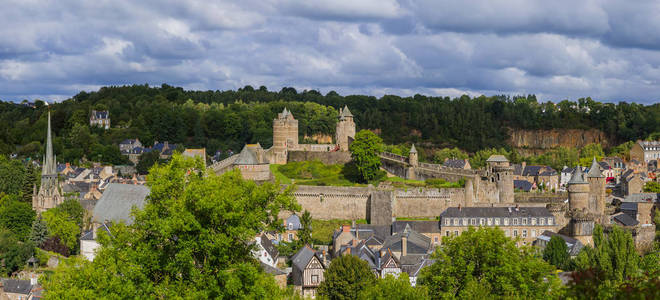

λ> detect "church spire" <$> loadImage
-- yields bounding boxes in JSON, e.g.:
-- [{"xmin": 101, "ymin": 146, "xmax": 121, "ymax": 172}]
[{"xmin": 43, "ymin": 111, "xmax": 56, "ymax": 176}]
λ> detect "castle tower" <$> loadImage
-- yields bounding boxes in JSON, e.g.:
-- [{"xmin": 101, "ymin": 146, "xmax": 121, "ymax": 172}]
[
  {"xmin": 567, "ymin": 166, "xmax": 589, "ymax": 211},
  {"xmin": 271, "ymin": 108, "xmax": 299, "ymax": 164},
  {"xmin": 586, "ymin": 157, "xmax": 606, "ymax": 218},
  {"xmin": 567, "ymin": 165, "xmax": 595, "ymax": 246},
  {"xmin": 408, "ymin": 144, "xmax": 418, "ymax": 167},
  {"xmin": 335, "ymin": 106, "xmax": 355, "ymax": 151},
  {"xmin": 33, "ymin": 111, "xmax": 62, "ymax": 214},
  {"xmin": 486, "ymin": 155, "xmax": 514, "ymax": 203}
]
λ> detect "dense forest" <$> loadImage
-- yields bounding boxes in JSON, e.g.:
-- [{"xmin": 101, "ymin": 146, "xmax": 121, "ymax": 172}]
[{"xmin": 0, "ymin": 84, "xmax": 658, "ymax": 164}]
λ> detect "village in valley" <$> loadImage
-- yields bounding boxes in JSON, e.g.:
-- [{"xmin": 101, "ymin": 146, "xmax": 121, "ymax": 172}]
[{"xmin": 2, "ymin": 99, "xmax": 658, "ymax": 299}]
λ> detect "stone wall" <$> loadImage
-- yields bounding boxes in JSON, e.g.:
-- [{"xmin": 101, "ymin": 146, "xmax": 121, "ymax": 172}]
[
  {"xmin": 285, "ymin": 185, "xmax": 371, "ymax": 220},
  {"xmin": 236, "ymin": 164, "xmax": 271, "ymax": 181},
  {"xmin": 288, "ymin": 151, "xmax": 352, "ymax": 165},
  {"xmin": 393, "ymin": 188, "xmax": 462, "ymax": 219},
  {"xmin": 509, "ymin": 128, "xmax": 610, "ymax": 155}
]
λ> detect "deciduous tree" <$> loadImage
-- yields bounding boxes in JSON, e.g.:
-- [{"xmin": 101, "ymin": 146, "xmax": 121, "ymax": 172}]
[
  {"xmin": 543, "ymin": 235, "xmax": 570, "ymax": 270},
  {"xmin": 349, "ymin": 130, "xmax": 383, "ymax": 183},
  {"xmin": 318, "ymin": 254, "xmax": 377, "ymax": 300}
]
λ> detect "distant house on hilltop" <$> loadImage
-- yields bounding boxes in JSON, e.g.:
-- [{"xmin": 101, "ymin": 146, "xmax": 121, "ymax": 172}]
[{"xmin": 90, "ymin": 110, "xmax": 110, "ymax": 129}]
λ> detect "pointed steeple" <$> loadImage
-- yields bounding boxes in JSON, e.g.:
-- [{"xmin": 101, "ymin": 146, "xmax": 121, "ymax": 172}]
[
  {"xmin": 43, "ymin": 111, "xmax": 56, "ymax": 175},
  {"xmin": 587, "ymin": 157, "xmax": 604, "ymax": 178},
  {"xmin": 568, "ymin": 165, "xmax": 587, "ymax": 184},
  {"xmin": 409, "ymin": 144, "xmax": 417, "ymax": 153},
  {"xmin": 340, "ymin": 105, "xmax": 353, "ymax": 117}
]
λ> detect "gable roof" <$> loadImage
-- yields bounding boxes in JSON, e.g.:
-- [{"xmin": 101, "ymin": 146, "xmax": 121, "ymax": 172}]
[
  {"xmin": 443, "ymin": 159, "xmax": 466, "ymax": 169},
  {"xmin": 260, "ymin": 262, "xmax": 286, "ymax": 276},
  {"xmin": 92, "ymin": 183, "xmax": 150, "ymax": 224},
  {"xmin": 624, "ymin": 193, "xmax": 660, "ymax": 203},
  {"xmin": 234, "ymin": 144, "xmax": 268, "ymax": 165},
  {"xmin": 259, "ymin": 234, "xmax": 279, "ymax": 260},
  {"xmin": 291, "ymin": 246, "xmax": 325, "ymax": 273},
  {"xmin": 392, "ymin": 221, "xmax": 440, "ymax": 234},
  {"xmin": 1, "ymin": 279, "xmax": 32, "ymax": 294},
  {"xmin": 514, "ymin": 180, "xmax": 534, "ymax": 192},
  {"xmin": 381, "ymin": 224, "xmax": 431, "ymax": 255},
  {"xmin": 286, "ymin": 214, "xmax": 303, "ymax": 230},
  {"xmin": 612, "ymin": 213, "xmax": 640, "ymax": 227},
  {"xmin": 537, "ymin": 231, "xmax": 584, "ymax": 256},
  {"xmin": 379, "ymin": 249, "xmax": 400, "ymax": 269},
  {"xmin": 486, "ymin": 155, "xmax": 508, "ymax": 162}
]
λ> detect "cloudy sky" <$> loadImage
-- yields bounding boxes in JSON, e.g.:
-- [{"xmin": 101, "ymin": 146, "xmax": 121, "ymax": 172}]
[{"xmin": 2, "ymin": 0, "xmax": 660, "ymax": 104}]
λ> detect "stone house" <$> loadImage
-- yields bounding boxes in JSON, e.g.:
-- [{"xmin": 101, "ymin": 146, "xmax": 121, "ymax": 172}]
[
  {"xmin": 630, "ymin": 140, "xmax": 660, "ymax": 163},
  {"xmin": 513, "ymin": 162, "xmax": 559, "ymax": 191},
  {"xmin": 439, "ymin": 206, "xmax": 558, "ymax": 246},
  {"xmin": 291, "ymin": 246, "xmax": 327, "ymax": 298},
  {"xmin": 401, "ymin": 256, "xmax": 435, "ymax": 286},
  {"xmin": 514, "ymin": 179, "xmax": 536, "ymax": 192},
  {"xmin": 281, "ymin": 214, "xmax": 302, "ymax": 242},
  {"xmin": 621, "ymin": 170, "xmax": 644, "ymax": 196},
  {"xmin": 119, "ymin": 139, "xmax": 142, "ymax": 153},
  {"xmin": 90, "ymin": 110, "xmax": 110, "ymax": 129},
  {"xmin": 261, "ymin": 262, "xmax": 287, "ymax": 290},
  {"xmin": 182, "ymin": 148, "xmax": 206, "ymax": 168},
  {"xmin": 380, "ymin": 224, "xmax": 432, "ymax": 259},
  {"xmin": 391, "ymin": 221, "xmax": 442, "ymax": 246},
  {"xmin": 233, "ymin": 144, "xmax": 271, "ymax": 181}
]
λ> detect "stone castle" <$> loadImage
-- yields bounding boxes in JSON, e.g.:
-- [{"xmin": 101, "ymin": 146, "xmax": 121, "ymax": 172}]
[{"xmin": 33, "ymin": 111, "xmax": 63, "ymax": 214}]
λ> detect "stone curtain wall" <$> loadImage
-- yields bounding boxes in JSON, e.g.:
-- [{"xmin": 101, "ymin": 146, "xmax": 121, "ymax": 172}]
[
  {"xmin": 282, "ymin": 185, "xmax": 371, "ymax": 220},
  {"xmin": 393, "ymin": 188, "xmax": 463, "ymax": 219},
  {"xmin": 287, "ymin": 151, "xmax": 352, "ymax": 165}
]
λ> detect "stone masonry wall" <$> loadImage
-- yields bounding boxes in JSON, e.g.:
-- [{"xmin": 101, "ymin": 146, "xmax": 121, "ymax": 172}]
[{"xmin": 288, "ymin": 150, "xmax": 352, "ymax": 165}]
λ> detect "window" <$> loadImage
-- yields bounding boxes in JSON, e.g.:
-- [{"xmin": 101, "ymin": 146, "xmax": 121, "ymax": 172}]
[
  {"xmin": 446, "ymin": 231, "xmax": 450, "ymax": 237},
  {"xmin": 522, "ymin": 230, "xmax": 527, "ymax": 237},
  {"xmin": 471, "ymin": 218, "xmax": 477, "ymax": 225},
  {"xmin": 288, "ymin": 233, "xmax": 293, "ymax": 241},
  {"xmin": 453, "ymin": 218, "xmax": 459, "ymax": 226},
  {"xmin": 454, "ymin": 230, "xmax": 459, "ymax": 236},
  {"xmin": 494, "ymin": 218, "xmax": 500, "ymax": 226},
  {"xmin": 539, "ymin": 218, "xmax": 545, "ymax": 225},
  {"xmin": 504, "ymin": 230, "xmax": 510, "ymax": 237},
  {"xmin": 548, "ymin": 218, "xmax": 553, "ymax": 225},
  {"xmin": 288, "ymin": 223, "xmax": 293, "ymax": 230},
  {"xmin": 522, "ymin": 218, "xmax": 527, "ymax": 225},
  {"xmin": 445, "ymin": 218, "xmax": 451, "ymax": 226},
  {"xmin": 531, "ymin": 230, "xmax": 536, "ymax": 237},
  {"xmin": 513, "ymin": 218, "xmax": 519, "ymax": 225},
  {"xmin": 504, "ymin": 218, "xmax": 509, "ymax": 226},
  {"xmin": 463, "ymin": 218, "xmax": 469, "ymax": 226},
  {"xmin": 531, "ymin": 218, "xmax": 536, "ymax": 225},
  {"xmin": 311, "ymin": 275, "xmax": 319, "ymax": 284},
  {"xmin": 487, "ymin": 218, "xmax": 492, "ymax": 226},
  {"xmin": 480, "ymin": 218, "xmax": 485, "ymax": 226},
  {"xmin": 513, "ymin": 230, "xmax": 518, "ymax": 237},
  {"xmin": 434, "ymin": 237, "xmax": 439, "ymax": 243}
]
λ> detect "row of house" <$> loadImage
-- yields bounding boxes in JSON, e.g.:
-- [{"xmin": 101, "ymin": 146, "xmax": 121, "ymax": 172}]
[{"xmin": 118, "ymin": 139, "xmax": 179, "ymax": 164}]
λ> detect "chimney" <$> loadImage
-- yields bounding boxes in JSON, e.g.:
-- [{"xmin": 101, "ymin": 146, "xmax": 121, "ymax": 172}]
[
  {"xmin": 458, "ymin": 204, "xmax": 462, "ymax": 211},
  {"xmin": 342, "ymin": 225, "xmax": 350, "ymax": 233},
  {"xmin": 322, "ymin": 250, "xmax": 327, "ymax": 265},
  {"xmin": 515, "ymin": 204, "xmax": 519, "ymax": 211},
  {"xmin": 402, "ymin": 235, "xmax": 408, "ymax": 257},
  {"xmin": 353, "ymin": 220, "xmax": 358, "ymax": 239},
  {"xmin": 522, "ymin": 161, "xmax": 527, "ymax": 171},
  {"xmin": 346, "ymin": 247, "xmax": 351, "ymax": 255},
  {"xmin": 66, "ymin": 162, "xmax": 70, "ymax": 168}
]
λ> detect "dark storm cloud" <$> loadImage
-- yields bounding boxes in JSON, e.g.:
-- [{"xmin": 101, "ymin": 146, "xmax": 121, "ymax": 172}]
[{"xmin": 1, "ymin": 0, "xmax": 660, "ymax": 103}]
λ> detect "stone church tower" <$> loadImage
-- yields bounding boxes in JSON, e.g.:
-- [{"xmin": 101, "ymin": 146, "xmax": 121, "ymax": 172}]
[
  {"xmin": 335, "ymin": 106, "xmax": 355, "ymax": 151},
  {"xmin": 271, "ymin": 108, "xmax": 298, "ymax": 164},
  {"xmin": 33, "ymin": 111, "xmax": 63, "ymax": 214}
]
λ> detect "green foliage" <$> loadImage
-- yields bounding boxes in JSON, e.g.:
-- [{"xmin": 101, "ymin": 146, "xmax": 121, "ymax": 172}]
[
  {"xmin": 299, "ymin": 210, "xmax": 312, "ymax": 246},
  {"xmin": 272, "ymin": 160, "xmax": 384, "ymax": 187},
  {"xmin": 43, "ymin": 154, "xmax": 298, "ymax": 298},
  {"xmin": 0, "ymin": 194, "xmax": 36, "ymax": 241},
  {"xmin": 469, "ymin": 147, "xmax": 512, "ymax": 169},
  {"xmin": 136, "ymin": 150, "xmax": 162, "ymax": 174},
  {"xmin": 432, "ymin": 147, "xmax": 468, "ymax": 164},
  {"xmin": 607, "ymin": 141, "xmax": 634, "ymax": 160},
  {"xmin": 350, "ymin": 130, "xmax": 384, "ymax": 183},
  {"xmin": 310, "ymin": 219, "xmax": 367, "ymax": 245},
  {"xmin": 383, "ymin": 144, "xmax": 411, "ymax": 157},
  {"xmin": 42, "ymin": 208, "xmax": 80, "ymax": 254},
  {"xmin": 522, "ymin": 146, "xmax": 580, "ymax": 171},
  {"xmin": 643, "ymin": 181, "xmax": 660, "ymax": 193},
  {"xmin": 574, "ymin": 225, "xmax": 639, "ymax": 283},
  {"xmin": 425, "ymin": 178, "xmax": 465, "ymax": 189},
  {"xmin": 543, "ymin": 235, "xmax": 570, "ymax": 270},
  {"xmin": 418, "ymin": 227, "xmax": 562, "ymax": 299},
  {"xmin": 30, "ymin": 217, "xmax": 49, "ymax": 246},
  {"xmin": 0, "ymin": 156, "xmax": 28, "ymax": 197},
  {"xmin": 318, "ymin": 254, "xmax": 377, "ymax": 300},
  {"xmin": 0, "ymin": 229, "xmax": 34, "ymax": 276},
  {"xmin": 358, "ymin": 273, "xmax": 428, "ymax": 300},
  {"xmin": 57, "ymin": 199, "xmax": 85, "ymax": 228},
  {"xmin": 578, "ymin": 143, "xmax": 605, "ymax": 166}
]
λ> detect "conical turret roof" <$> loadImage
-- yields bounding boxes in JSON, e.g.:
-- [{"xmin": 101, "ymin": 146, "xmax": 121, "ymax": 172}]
[
  {"xmin": 409, "ymin": 144, "xmax": 417, "ymax": 153},
  {"xmin": 568, "ymin": 165, "xmax": 587, "ymax": 184},
  {"xmin": 340, "ymin": 105, "xmax": 353, "ymax": 117},
  {"xmin": 587, "ymin": 157, "xmax": 604, "ymax": 178}
]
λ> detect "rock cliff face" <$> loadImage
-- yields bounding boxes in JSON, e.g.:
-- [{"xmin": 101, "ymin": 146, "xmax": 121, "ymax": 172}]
[
  {"xmin": 509, "ymin": 128, "xmax": 610, "ymax": 154},
  {"xmin": 303, "ymin": 133, "xmax": 333, "ymax": 144}
]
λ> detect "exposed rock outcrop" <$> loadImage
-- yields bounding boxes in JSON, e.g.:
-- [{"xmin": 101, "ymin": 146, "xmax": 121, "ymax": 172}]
[{"xmin": 509, "ymin": 128, "xmax": 610, "ymax": 155}]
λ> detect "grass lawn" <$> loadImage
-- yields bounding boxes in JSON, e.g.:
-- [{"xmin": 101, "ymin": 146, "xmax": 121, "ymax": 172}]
[{"xmin": 311, "ymin": 219, "xmax": 367, "ymax": 245}]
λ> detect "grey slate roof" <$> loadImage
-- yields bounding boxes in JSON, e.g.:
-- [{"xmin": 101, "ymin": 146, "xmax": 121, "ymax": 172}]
[
  {"xmin": 514, "ymin": 180, "xmax": 534, "ymax": 192},
  {"xmin": 234, "ymin": 144, "xmax": 268, "ymax": 165},
  {"xmin": 409, "ymin": 144, "xmax": 417, "ymax": 153},
  {"xmin": 381, "ymin": 224, "xmax": 431, "ymax": 255},
  {"xmin": 92, "ymin": 183, "xmax": 150, "ymax": 224},
  {"xmin": 440, "ymin": 206, "xmax": 554, "ymax": 218},
  {"xmin": 587, "ymin": 157, "xmax": 604, "ymax": 178},
  {"xmin": 291, "ymin": 246, "xmax": 323, "ymax": 272},
  {"xmin": 261, "ymin": 262, "xmax": 286, "ymax": 276},
  {"xmin": 1, "ymin": 279, "xmax": 32, "ymax": 294},
  {"xmin": 93, "ymin": 111, "xmax": 109, "ymax": 119},
  {"xmin": 392, "ymin": 221, "xmax": 440, "ymax": 234},
  {"xmin": 401, "ymin": 257, "xmax": 435, "ymax": 277},
  {"xmin": 620, "ymin": 202, "xmax": 638, "ymax": 212},
  {"xmin": 443, "ymin": 159, "xmax": 466, "ymax": 169},
  {"xmin": 486, "ymin": 155, "xmax": 508, "ymax": 162},
  {"xmin": 624, "ymin": 193, "xmax": 660, "ymax": 203},
  {"xmin": 536, "ymin": 231, "xmax": 584, "ymax": 257},
  {"xmin": 286, "ymin": 214, "xmax": 303, "ymax": 230},
  {"xmin": 612, "ymin": 213, "xmax": 639, "ymax": 227},
  {"xmin": 260, "ymin": 234, "xmax": 279, "ymax": 260},
  {"xmin": 568, "ymin": 165, "xmax": 587, "ymax": 184},
  {"xmin": 340, "ymin": 105, "xmax": 353, "ymax": 118}
]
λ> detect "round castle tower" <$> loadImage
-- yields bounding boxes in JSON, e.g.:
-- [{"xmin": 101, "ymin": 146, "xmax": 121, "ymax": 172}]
[
  {"xmin": 586, "ymin": 157, "xmax": 606, "ymax": 217},
  {"xmin": 567, "ymin": 165, "xmax": 590, "ymax": 211},
  {"xmin": 272, "ymin": 108, "xmax": 298, "ymax": 164},
  {"xmin": 486, "ymin": 155, "xmax": 514, "ymax": 203},
  {"xmin": 336, "ymin": 106, "xmax": 355, "ymax": 151},
  {"xmin": 567, "ymin": 165, "xmax": 595, "ymax": 246}
]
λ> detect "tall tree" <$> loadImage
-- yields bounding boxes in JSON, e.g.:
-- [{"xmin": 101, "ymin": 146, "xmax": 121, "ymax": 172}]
[
  {"xmin": 349, "ymin": 130, "xmax": 384, "ymax": 183},
  {"xmin": 418, "ymin": 227, "xmax": 562, "ymax": 299},
  {"xmin": 43, "ymin": 154, "xmax": 298, "ymax": 298},
  {"xmin": 543, "ymin": 235, "xmax": 570, "ymax": 270},
  {"xmin": 358, "ymin": 274, "xmax": 429, "ymax": 300},
  {"xmin": 318, "ymin": 254, "xmax": 377, "ymax": 300},
  {"xmin": 574, "ymin": 225, "xmax": 639, "ymax": 283},
  {"xmin": 0, "ymin": 194, "xmax": 36, "ymax": 241},
  {"xmin": 298, "ymin": 210, "xmax": 312, "ymax": 246},
  {"xmin": 0, "ymin": 230, "xmax": 34, "ymax": 276},
  {"xmin": 30, "ymin": 217, "xmax": 49, "ymax": 246}
]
